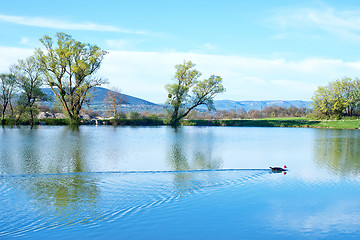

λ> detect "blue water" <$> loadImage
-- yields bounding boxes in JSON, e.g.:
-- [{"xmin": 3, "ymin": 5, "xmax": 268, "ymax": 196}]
[{"xmin": 1, "ymin": 126, "xmax": 360, "ymax": 239}]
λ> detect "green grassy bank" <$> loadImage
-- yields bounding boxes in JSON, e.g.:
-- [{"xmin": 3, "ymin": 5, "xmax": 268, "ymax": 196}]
[
  {"xmin": 182, "ymin": 117, "xmax": 360, "ymax": 129},
  {"xmin": 1, "ymin": 118, "xmax": 165, "ymax": 126},
  {"xmin": 2, "ymin": 117, "xmax": 359, "ymax": 129}
]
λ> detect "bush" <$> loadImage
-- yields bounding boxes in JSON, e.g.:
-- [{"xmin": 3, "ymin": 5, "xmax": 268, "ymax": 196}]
[
  {"xmin": 37, "ymin": 118, "xmax": 70, "ymax": 125},
  {"xmin": 128, "ymin": 111, "xmax": 141, "ymax": 120}
]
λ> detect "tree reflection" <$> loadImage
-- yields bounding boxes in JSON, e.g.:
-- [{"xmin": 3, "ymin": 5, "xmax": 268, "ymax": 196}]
[
  {"xmin": 21, "ymin": 174, "xmax": 99, "ymax": 210},
  {"xmin": 169, "ymin": 144, "xmax": 190, "ymax": 171},
  {"xmin": 167, "ymin": 127, "xmax": 223, "ymax": 195},
  {"xmin": 167, "ymin": 127, "xmax": 223, "ymax": 171},
  {"xmin": 314, "ymin": 129, "xmax": 360, "ymax": 176},
  {"xmin": 0, "ymin": 126, "xmax": 88, "ymax": 174},
  {"xmin": 2, "ymin": 126, "xmax": 100, "ymax": 221},
  {"xmin": 5, "ymin": 173, "xmax": 101, "ymax": 233},
  {"xmin": 51, "ymin": 126, "xmax": 85, "ymax": 173}
]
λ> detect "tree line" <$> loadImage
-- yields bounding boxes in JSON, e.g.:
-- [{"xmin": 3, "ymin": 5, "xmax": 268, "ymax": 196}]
[
  {"xmin": 5, "ymin": 32, "xmax": 357, "ymax": 126},
  {"xmin": 0, "ymin": 33, "xmax": 225, "ymax": 126},
  {"xmin": 186, "ymin": 106, "xmax": 309, "ymax": 120},
  {"xmin": 0, "ymin": 32, "xmax": 107, "ymax": 125}
]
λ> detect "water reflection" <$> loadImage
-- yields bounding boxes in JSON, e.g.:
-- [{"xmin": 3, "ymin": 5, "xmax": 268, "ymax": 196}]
[
  {"xmin": 167, "ymin": 127, "xmax": 223, "ymax": 171},
  {"xmin": 167, "ymin": 127, "xmax": 224, "ymax": 196},
  {"xmin": 1, "ymin": 126, "xmax": 360, "ymax": 239},
  {"xmin": 1, "ymin": 174, "xmax": 100, "ymax": 238},
  {"xmin": 314, "ymin": 129, "xmax": 360, "ymax": 176},
  {"xmin": 23, "ymin": 174, "xmax": 98, "ymax": 210},
  {"xmin": 0, "ymin": 126, "xmax": 87, "ymax": 174}
]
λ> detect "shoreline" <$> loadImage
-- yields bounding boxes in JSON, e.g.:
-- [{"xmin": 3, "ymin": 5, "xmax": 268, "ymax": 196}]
[
  {"xmin": 182, "ymin": 118, "xmax": 360, "ymax": 129},
  {"xmin": 1, "ymin": 117, "xmax": 359, "ymax": 129}
]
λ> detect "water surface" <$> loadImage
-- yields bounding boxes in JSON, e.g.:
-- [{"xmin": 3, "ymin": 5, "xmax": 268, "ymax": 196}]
[{"xmin": 1, "ymin": 126, "xmax": 359, "ymax": 239}]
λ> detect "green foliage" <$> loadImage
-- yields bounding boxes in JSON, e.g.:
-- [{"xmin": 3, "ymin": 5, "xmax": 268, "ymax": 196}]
[
  {"xmin": 115, "ymin": 112, "xmax": 127, "ymax": 119},
  {"xmin": 183, "ymin": 118, "xmax": 359, "ymax": 129},
  {"xmin": 13, "ymin": 55, "xmax": 48, "ymax": 124},
  {"xmin": 111, "ymin": 111, "xmax": 164, "ymax": 126},
  {"xmin": 312, "ymin": 77, "xmax": 360, "ymax": 118},
  {"xmin": 185, "ymin": 106, "xmax": 309, "ymax": 120},
  {"xmin": 38, "ymin": 118, "xmax": 70, "ymax": 125},
  {"xmin": 36, "ymin": 32, "xmax": 108, "ymax": 123},
  {"xmin": 0, "ymin": 117, "xmax": 70, "ymax": 126},
  {"xmin": 0, "ymin": 73, "xmax": 16, "ymax": 124},
  {"xmin": 165, "ymin": 61, "xmax": 225, "ymax": 126},
  {"xmin": 128, "ymin": 111, "xmax": 141, "ymax": 120}
]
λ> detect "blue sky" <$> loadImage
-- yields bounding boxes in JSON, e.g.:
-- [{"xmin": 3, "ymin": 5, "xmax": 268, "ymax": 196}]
[{"xmin": 1, "ymin": 0, "xmax": 360, "ymax": 103}]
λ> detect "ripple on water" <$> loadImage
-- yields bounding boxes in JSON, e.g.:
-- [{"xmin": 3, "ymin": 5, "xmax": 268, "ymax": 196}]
[
  {"xmin": 1, "ymin": 170, "xmax": 360, "ymax": 239},
  {"xmin": 0, "ymin": 170, "xmax": 269, "ymax": 237}
]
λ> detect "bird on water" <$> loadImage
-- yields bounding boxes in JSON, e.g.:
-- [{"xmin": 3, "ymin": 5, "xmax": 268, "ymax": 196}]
[{"xmin": 269, "ymin": 165, "xmax": 287, "ymax": 172}]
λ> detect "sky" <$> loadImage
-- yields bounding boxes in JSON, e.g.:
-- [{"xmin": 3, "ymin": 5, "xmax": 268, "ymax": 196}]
[{"xmin": 1, "ymin": 0, "xmax": 360, "ymax": 103}]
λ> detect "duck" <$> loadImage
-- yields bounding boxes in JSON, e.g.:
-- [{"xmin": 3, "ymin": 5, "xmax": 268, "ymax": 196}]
[{"xmin": 270, "ymin": 165, "xmax": 287, "ymax": 172}]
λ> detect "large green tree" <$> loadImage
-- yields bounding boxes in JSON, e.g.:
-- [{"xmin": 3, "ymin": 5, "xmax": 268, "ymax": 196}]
[
  {"xmin": 13, "ymin": 55, "xmax": 48, "ymax": 124},
  {"xmin": 312, "ymin": 77, "xmax": 360, "ymax": 117},
  {"xmin": 0, "ymin": 73, "xmax": 16, "ymax": 125},
  {"xmin": 36, "ymin": 32, "xmax": 108, "ymax": 123},
  {"xmin": 165, "ymin": 61, "xmax": 225, "ymax": 126}
]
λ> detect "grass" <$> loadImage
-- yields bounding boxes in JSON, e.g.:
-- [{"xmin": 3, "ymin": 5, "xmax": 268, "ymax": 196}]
[
  {"xmin": 2, "ymin": 117, "xmax": 359, "ymax": 129},
  {"xmin": 182, "ymin": 117, "xmax": 360, "ymax": 129},
  {"xmin": 111, "ymin": 118, "xmax": 165, "ymax": 126},
  {"xmin": 312, "ymin": 119, "xmax": 359, "ymax": 129}
]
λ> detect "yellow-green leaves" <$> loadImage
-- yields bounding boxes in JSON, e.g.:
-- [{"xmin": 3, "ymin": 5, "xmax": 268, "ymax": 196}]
[
  {"xmin": 0, "ymin": 73, "xmax": 17, "ymax": 124},
  {"xmin": 37, "ymin": 32, "xmax": 108, "ymax": 123},
  {"xmin": 165, "ymin": 61, "xmax": 225, "ymax": 126},
  {"xmin": 312, "ymin": 77, "xmax": 360, "ymax": 117}
]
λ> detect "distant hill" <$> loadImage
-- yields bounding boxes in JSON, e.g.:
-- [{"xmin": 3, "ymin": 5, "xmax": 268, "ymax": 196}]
[
  {"xmin": 209, "ymin": 100, "xmax": 312, "ymax": 111},
  {"xmin": 41, "ymin": 87, "xmax": 165, "ymax": 113},
  {"xmin": 41, "ymin": 87, "xmax": 312, "ymax": 114}
]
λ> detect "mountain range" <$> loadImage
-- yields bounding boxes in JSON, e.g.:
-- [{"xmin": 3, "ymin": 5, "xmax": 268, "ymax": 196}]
[
  {"xmin": 41, "ymin": 87, "xmax": 312, "ymax": 113},
  {"xmin": 201, "ymin": 99, "xmax": 312, "ymax": 112}
]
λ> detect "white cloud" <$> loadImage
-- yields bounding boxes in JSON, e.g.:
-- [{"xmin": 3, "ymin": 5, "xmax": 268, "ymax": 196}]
[
  {"xmin": 0, "ymin": 47, "xmax": 34, "ymax": 71},
  {"xmin": 105, "ymin": 39, "xmax": 129, "ymax": 49},
  {"xmin": 201, "ymin": 43, "xmax": 216, "ymax": 50},
  {"xmin": 269, "ymin": 198, "xmax": 360, "ymax": 235},
  {"xmin": 271, "ymin": 79, "xmax": 316, "ymax": 93},
  {"xmin": 99, "ymin": 51, "xmax": 360, "ymax": 102},
  {"xmin": 19, "ymin": 37, "xmax": 29, "ymax": 45},
  {"xmin": 0, "ymin": 14, "xmax": 148, "ymax": 34},
  {"xmin": 2, "ymin": 46, "xmax": 360, "ymax": 103},
  {"xmin": 271, "ymin": 6, "xmax": 360, "ymax": 40},
  {"xmin": 105, "ymin": 39, "xmax": 148, "ymax": 50}
]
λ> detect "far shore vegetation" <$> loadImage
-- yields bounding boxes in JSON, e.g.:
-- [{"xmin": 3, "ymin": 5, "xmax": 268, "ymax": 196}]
[
  {"xmin": 0, "ymin": 106, "xmax": 359, "ymax": 129},
  {"xmin": 1, "ymin": 32, "xmax": 360, "ymax": 129}
]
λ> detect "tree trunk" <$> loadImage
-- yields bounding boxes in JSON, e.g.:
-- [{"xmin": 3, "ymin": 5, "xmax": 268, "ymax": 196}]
[
  {"xmin": 30, "ymin": 108, "xmax": 34, "ymax": 126},
  {"xmin": 170, "ymin": 117, "xmax": 180, "ymax": 126},
  {"xmin": 69, "ymin": 113, "xmax": 81, "ymax": 125},
  {"xmin": 1, "ymin": 102, "xmax": 7, "ymax": 125},
  {"xmin": 113, "ymin": 103, "xmax": 117, "ymax": 117},
  {"xmin": 169, "ymin": 107, "xmax": 180, "ymax": 126},
  {"xmin": 15, "ymin": 107, "xmax": 25, "ymax": 124}
]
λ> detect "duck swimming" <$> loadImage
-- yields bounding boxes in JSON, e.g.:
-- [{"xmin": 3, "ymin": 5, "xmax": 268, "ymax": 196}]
[{"xmin": 270, "ymin": 165, "xmax": 287, "ymax": 172}]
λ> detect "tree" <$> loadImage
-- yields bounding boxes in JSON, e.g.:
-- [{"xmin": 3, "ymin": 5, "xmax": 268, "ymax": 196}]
[
  {"xmin": 346, "ymin": 78, "xmax": 360, "ymax": 116},
  {"xmin": 36, "ymin": 32, "xmax": 108, "ymax": 124},
  {"xmin": 312, "ymin": 77, "xmax": 360, "ymax": 117},
  {"xmin": 0, "ymin": 73, "xmax": 16, "ymax": 125},
  {"xmin": 165, "ymin": 61, "xmax": 225, "ymax": 126},
  {"xmin": 13, "ymin": 55, "xmax": 48, "ymax": 124},
  {"xmin": 103, "ymin": 87, "xmax": 125, "ymax": 117}
]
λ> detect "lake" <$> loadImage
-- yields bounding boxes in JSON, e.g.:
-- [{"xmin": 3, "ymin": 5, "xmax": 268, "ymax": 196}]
[{"xmin": 1, "ymin": 126, "xmax": 360, "ymax": 239}]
